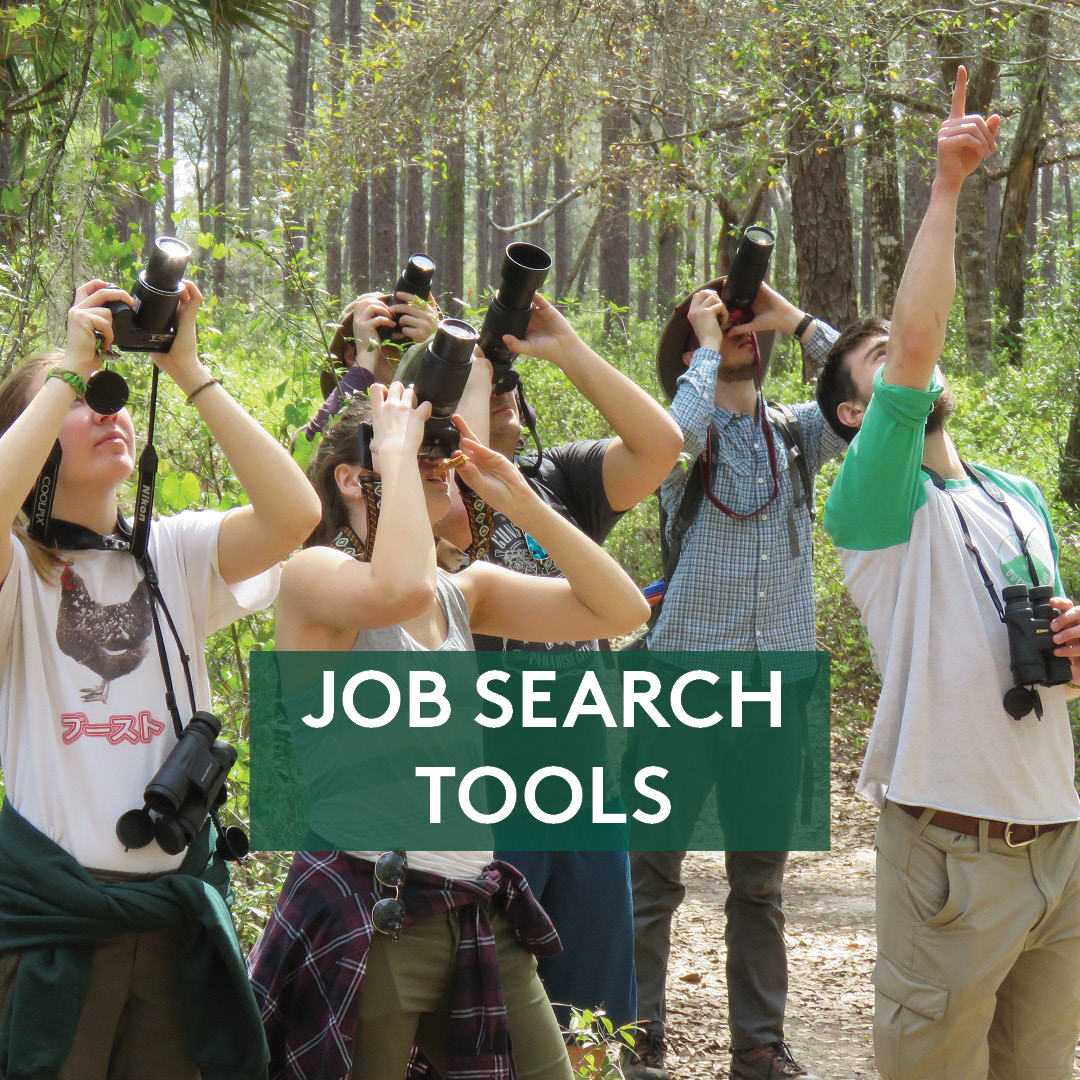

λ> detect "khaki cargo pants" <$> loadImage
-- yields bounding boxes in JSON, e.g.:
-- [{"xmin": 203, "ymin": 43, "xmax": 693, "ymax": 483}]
[{"xmin": 874, "ymin": 800, "xmax": 1080, "ymax": 1080}]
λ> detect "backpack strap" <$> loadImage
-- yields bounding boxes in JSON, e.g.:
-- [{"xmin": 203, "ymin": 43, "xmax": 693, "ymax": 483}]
[
  {"xmin": 767, "ymin": 401, "xmax": 815, "ymax": 522},
  {"xmin": 644, "ymin": 429, "xmax": 713, "ymax": 633}
]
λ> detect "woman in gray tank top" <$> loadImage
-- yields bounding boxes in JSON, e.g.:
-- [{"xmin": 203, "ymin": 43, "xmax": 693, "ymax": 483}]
[{"xmin": 253, "ymin": 381, "xmax": 649, "ymax": 1080}]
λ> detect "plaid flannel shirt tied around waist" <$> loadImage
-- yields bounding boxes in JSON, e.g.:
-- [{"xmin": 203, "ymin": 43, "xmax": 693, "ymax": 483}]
[{"xmin": 248, "ymin": 851, "xmax": 562, "ymax": 1080}]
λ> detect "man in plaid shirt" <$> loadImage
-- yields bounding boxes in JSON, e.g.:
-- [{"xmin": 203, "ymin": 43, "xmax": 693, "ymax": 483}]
[{"xmin": 627, "ymin": 280, "xmax": 845, "ymax": 1080}]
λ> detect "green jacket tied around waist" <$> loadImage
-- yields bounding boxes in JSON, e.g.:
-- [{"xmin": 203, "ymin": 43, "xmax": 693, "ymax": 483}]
[{"xmin": 0, "ymin": 799, "xmax": 269, "ymax": 1080}]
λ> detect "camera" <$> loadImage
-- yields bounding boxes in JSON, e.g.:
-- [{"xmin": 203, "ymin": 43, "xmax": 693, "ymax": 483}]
[
  {"xmin": 1001, "ymin": 584, "xmax": 1072, "ymax": 719},
  {"xmin": 377, "ymin": 253, "xmax": 436, "ymax": 346},
  {"xmin": 395, "ymin": 318, "xmax": 479, "ymax": 460},
  {"xmin": 116, "ymin": 710, "xmax": 248, "ymax": 860},
  {"xmin": 105, "ymin": 237, "xmax": 192, "ymax": 354},
  {"xmin": 721, "ymin": 226, "xmax": 775, "ymax": 326},
  {"xmin": 478, "ymin": 243, "xmax": 552, "ymax": 394}
]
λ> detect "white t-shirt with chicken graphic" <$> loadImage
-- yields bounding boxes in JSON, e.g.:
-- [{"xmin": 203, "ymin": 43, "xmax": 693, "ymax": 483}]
[{"xmin": 0, "ymin": 509, "xmax": 278, "ymax": 872}]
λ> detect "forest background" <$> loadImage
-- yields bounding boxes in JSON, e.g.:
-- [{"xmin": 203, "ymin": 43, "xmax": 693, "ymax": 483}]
[{"xmin": 1, "ymin": 0, "xmax": 1080, "ymax": 1031}]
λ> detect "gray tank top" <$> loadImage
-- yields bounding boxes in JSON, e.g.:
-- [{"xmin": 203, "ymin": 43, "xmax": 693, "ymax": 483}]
[{"xmin": 351, "ymin": 569, "xmax": 472, "ymax": 652}]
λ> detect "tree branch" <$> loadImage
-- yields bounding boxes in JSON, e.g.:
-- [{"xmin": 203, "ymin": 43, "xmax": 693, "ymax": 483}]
[{"xmin": 489, "ymin": 177, "xmax": 602, "ymax": 233}]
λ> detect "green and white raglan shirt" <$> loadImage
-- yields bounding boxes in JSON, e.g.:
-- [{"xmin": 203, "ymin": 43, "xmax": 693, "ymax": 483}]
[{"xmin": 824, "ymin": 367, "xmax": 1080, "ymax": 825}]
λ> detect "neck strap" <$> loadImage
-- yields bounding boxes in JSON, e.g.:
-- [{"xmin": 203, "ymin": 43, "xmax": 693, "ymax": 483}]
[
  {"xmin": 924, "ymin": 462, "xmax": 1042, "ymax": 622},
  {"xmin": 700, "ymin": 334, "xmax": 781, "ymax": 519}
]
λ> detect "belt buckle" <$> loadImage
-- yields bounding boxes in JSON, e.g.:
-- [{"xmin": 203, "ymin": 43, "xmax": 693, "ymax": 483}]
[{"xmin": 1004, "ymin": 822, "xmax": 1039, "ymax": 848}]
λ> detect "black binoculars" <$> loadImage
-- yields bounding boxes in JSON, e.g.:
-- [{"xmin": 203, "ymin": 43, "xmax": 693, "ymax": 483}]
[
  {"xmin": 395, "ymin": 318, "xmax": 479, "ymax": 460},
  {"xmin": 116, "ymin": 710, "xmax": 249, "ymax": 860},
  {"xmin": 478, "ymin": 243, "xmax": 552, "ymax": 395},
  {"xmin": 377, "ymin": 253, "xmax": 436, "ymax": 346},
  {"xmin": 722, "ymin": 226, "xmax": 775, "ymax": 326},
  {"xmin": 1001, "ymin": 584, "xmax": 1072, "ymax": 719}
]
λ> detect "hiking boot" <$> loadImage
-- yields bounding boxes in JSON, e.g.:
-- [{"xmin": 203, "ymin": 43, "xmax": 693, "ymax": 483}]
[
  {"xmin": 621, "ymin": 1027, "xmax": 673, "ymax": 1080},
  {"xmin": 730, "ymin": 1042, "xmax": 823, "ymax": 1080}
]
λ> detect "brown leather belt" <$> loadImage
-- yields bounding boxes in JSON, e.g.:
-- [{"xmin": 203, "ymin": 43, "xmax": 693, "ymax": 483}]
[{"xmin": 897, "ymin": 803, "xmax": 1074, "ymax": 848}]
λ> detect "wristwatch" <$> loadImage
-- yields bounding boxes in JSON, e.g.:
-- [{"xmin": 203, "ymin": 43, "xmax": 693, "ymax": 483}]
[{"xmin": 794, "ymin": 313, "xmax": 815, "ymax": 340}]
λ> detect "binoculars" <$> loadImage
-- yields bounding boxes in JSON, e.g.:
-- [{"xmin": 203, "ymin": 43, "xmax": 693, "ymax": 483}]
[
  {"xmin": 116, "ymin": 710, "xmax": 248, "ymax": 860},
  {"xmin": 395, "ymin": 318, "xmax": 479, "ymax": 460},
  {"xmin": 1001, "ymin": 584, "xmax": 1072, "ymax": 719},
  {"xmin": 377, "ymin": 253, "xmax": 436, "ymax": 346},
  {"xmin": 479, "ymin": 243, "xmax": 552, "ymax": 395},
  {"xmin": 721, "ymin": 226, "xmax": 775, "ymax": 326}
]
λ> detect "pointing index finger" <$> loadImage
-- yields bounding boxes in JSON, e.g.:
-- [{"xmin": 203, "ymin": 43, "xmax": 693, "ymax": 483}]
[{"xmin": 950, "ymin": 64, "xmax": 968, "ymax": 119}]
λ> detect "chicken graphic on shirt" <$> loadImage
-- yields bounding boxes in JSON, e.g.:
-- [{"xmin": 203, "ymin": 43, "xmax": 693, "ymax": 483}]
[{"xmin": 56, "ymin": 565, "xmax": 153, "ymax": 703}]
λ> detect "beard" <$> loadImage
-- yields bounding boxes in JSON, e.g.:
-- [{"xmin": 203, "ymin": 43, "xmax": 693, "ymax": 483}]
[
  {"xmin": 925, "ymin": 385, "xmax": 957, "ymax": 434},
  {"xmin": 716, "ymin": 358, "xmax": 758, "ymax": 383}
]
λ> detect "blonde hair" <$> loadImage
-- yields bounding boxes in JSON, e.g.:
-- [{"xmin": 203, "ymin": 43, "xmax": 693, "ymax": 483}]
[{"xmin": 0, "ymin": 351, "xmax": 70, "ymax": 581}]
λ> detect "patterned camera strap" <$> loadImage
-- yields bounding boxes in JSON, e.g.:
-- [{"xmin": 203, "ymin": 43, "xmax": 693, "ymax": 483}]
[{"xmin": 334, "ymin": 476, "xmax": 493, "ymax": 567}]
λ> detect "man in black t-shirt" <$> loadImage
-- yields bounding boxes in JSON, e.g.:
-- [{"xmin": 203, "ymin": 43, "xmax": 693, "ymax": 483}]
[{"xmin": 472, "ymin": 294, "xmax": 682, "ymax": 1076}]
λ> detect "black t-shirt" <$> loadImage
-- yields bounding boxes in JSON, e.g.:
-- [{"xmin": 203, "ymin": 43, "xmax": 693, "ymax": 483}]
[{"xmin": 473, "ymin": 439, "xmax": 622, "ymax": 653}]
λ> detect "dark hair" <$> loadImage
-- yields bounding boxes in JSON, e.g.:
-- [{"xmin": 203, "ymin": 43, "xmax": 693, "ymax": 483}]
[
  {"xmin": 304, "ymin": 396, "xmax": 373, "ymax": 548},
  {"xmin": 0, "ymin": 351, "xmax": 70, "ymax": 579},
  {"xmin": 815, "ymin": 317, "xmax": 890, "ymax": 443}
]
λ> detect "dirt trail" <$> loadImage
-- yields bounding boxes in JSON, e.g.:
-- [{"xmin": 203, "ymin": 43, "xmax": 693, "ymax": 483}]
[{"xmin": 661, "ymin": 784, "xmax": 1080, "ymax": 1079}]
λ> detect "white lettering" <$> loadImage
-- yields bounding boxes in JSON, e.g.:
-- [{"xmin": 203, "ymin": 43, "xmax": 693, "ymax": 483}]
[
  {"xmin": 342, "ymin": 670, "xmax": 399, "ymax": 727},
  {"xmin": 474, "ymin": 670, "xmax": 513, "ymax": 727},
  {"xmin": 731, "ymin": 670, "xmax": 783, "ymax": 728},
  {"xmin": 409, "ymin": 670, "xmax": 449, "ymax": 727}
]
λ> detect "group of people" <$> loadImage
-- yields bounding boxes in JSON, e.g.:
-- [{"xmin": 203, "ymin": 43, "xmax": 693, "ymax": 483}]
[{"xmin": 0, "ymin": 65, "xmax": 1078, "ymax": 1080}]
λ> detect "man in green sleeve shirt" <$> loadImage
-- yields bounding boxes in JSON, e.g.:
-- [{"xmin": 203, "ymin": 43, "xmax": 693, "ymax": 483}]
[{"xmin": 815, "ymin": 67, "xmax": 1080, "ymax": 1080}]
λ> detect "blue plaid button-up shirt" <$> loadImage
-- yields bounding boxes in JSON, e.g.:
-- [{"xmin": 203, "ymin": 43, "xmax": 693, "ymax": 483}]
[{"xmin": 648, "ymin": 323, "xmax": 844, "ymax": 652}]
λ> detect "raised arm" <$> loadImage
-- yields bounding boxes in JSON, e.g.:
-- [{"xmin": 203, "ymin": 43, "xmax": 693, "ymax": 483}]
[
  {"xmin": 0, "ymin": 281, "xmax": 136, "ymax": 584},
  {"xmin": 452, "ymin": 422, "xmax": 649, "ymax": 642},
  {"xmin": 504, "ymin": 294, "xmax": 683, "ymax": 511},
  {"xmin": 150, "ymin": 282, "xmax": 321, "ymax": 584},
  {"xmin": 887, "ymin": 66, "xmax": 999, "ymax": 390},
  {"xmin": 277, "ymin": 383, "xmax": 439, "ymax": 644}
]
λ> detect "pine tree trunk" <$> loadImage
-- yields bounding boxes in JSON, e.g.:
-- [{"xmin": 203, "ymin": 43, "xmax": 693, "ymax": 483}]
[
  {"xmin": 325, "ymin": 0, "xmax": 347, "ymax": 303},
  {"xmin": 903, "ymin": 152, "xmax": 931, "ymax": 260},
  {"xmin": 212, "ymin": 46, "xmax": 230, "ymax": 296},
  {"xmin": 237, "ymin": 52, "xmax": 253, "ymax": 219},
  {"xmin": 784, "ymin": 37, "xmax": 857, "ymax": 330},
  {"xmin": 345, "ymin": 0, "xmax": 368, "ymax": 298},
  {"xmin": 488, "ymin": 137, "xmax": 513, "ymax": 288},
  {"xmin": 163, "ymin": 87, "xmax": 175, "ymax": 231},
  {"xmin": 939, "ymin": 47, "xmax": 999, "ymax": 372},
  {"xmin": 637, "ymin": 211, "xmax": 651, "ymax": 320},
  {"xmin": 553, "ymin": 151, "xmax": 570, "ymax": 298},
  {"xmin": 283, "ymin": 3, "xmax": 313, "ymax": 306},
  {"xmin": 599, "ymin": 104, "xmax": 631, "ymax": 333},
  {"xmin": 474, "ymin": 135, "xmax": 490, "ymax": 303},
  {"xmin": 995, "ymin": 12, "xmax": 1048, "ymax": 366},
  {"xmin": 370, "ymin": 167, "xmax": 398, "ymax": 294},
  {"xmin": 656, "ymin": 218, "xmax": 679, "ymax": 320},
  {"xmin": 441, "ymin": 72, "xmax": 466, "ymax": 317},
  {"xmin": 864, "ymin": 43, "xmax": 903, "ymax": 316}
]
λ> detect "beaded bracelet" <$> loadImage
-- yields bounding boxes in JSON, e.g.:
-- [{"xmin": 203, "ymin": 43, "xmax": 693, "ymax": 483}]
[
  {"xmin": 186, "ymin": 378, "xmax": 220, "ymax": 404},
  {"xmin": 46, "ymin": 369, "xmax": 87, "ymax": 397}
]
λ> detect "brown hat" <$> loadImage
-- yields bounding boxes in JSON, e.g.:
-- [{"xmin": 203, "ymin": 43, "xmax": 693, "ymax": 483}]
[{"xmin": 656, "ymin": 278, "xmax": 776, "ymax": 401}]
